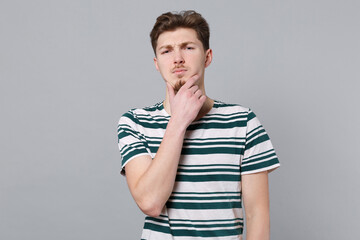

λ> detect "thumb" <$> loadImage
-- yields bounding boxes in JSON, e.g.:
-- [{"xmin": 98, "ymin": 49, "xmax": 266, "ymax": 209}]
[{"xmin": 166, "ymin": 82, "xmax": 175, "ymax": 102}]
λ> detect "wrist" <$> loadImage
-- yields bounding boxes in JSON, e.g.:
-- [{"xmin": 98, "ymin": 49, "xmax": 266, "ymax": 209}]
[{"xmin": 167, "ymin": 118, "xmax": 187, "ymax": 135}]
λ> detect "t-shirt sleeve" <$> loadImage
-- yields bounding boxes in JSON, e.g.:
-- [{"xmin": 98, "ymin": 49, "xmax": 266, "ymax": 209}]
[
  {"xmin": 117, "ymin": 110, "xmax": 151, "ymax": 175},
  {"xmin": 240, "ymin": 109, "xmax": 280, "ymax": 175}
]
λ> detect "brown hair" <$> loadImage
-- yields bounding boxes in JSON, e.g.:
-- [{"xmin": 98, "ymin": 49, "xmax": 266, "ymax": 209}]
[{"xmin": 150, "ymin": 10, "xmax": 210, "ymax": 55}]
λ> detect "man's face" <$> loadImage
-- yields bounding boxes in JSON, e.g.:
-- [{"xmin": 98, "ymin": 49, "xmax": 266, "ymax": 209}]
[{"xmin": 154, "ymin": 28, "xmax": 212, "ymax": 91}]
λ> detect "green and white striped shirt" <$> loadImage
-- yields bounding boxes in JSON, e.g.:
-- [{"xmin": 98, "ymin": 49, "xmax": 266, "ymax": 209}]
[{"xmin": 117, "ymin": 100, "xmax": 280, "ymax": 239}]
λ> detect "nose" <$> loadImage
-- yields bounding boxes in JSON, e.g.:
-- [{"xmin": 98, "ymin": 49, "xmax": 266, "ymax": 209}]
[{"xmin": 173, "ymin": 49, "xmax": 184, "ymax": 64}]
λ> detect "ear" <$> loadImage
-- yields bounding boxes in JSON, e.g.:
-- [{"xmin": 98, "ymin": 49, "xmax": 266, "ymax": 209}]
[
  {"xmin": 204, "ymin": 48, "xmax": 213, "ymax": 68},
  {"xmin": 154, "ymin": 57, "xmax": 159, "ymax": 71}
]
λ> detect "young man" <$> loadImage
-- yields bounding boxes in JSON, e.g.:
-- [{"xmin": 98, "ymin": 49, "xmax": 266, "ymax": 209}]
[{"xmin": 117, "ymin": 10, "xmax": 280, "ymax": 240}]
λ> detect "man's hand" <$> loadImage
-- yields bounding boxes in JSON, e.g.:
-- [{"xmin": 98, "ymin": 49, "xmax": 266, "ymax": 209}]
[
  {"xmin": 167, "ymin": 75, "xmax": 207, "ymax": 129},
  {"xmin": 125, "ymin": 75, "xmax": 207, "ymax": 217},
  {"xmin": 125, "ymin": 76, "xmax": 206, "ymax": 217}
]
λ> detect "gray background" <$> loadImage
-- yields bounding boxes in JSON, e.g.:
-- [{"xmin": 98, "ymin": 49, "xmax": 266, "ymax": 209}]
[{"xmin": 1, "ymin": 0, "xmax": 359, "ymax": 239}]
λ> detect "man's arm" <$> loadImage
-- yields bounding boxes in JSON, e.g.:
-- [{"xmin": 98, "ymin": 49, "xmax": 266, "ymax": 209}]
[
  {"xmin": 242, "ymin": 171, "xmax": 270, "ymax": 240},
  {"xmin": 124, "ymin": 75, "xmax": 206, "ymax": 217}
]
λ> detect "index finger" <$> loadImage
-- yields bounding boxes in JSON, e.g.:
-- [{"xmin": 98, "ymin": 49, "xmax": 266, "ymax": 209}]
[{"xmin": 182, "ymin": 74, "xmax": 200, "ymax": 89}]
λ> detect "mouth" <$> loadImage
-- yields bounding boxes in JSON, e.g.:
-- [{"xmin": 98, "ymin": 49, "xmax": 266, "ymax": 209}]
[{"xmin": 173, "ymin": 68, "xmax": 187, "ymax": 75}]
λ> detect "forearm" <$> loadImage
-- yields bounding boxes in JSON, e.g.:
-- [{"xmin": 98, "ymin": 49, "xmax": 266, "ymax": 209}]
[
  {"xmin": 127, "ymin": 75, "xmax": 206, "ymax": 216},
  {"xmin": 132, "ymin": 119, "xmax": 186, "ymax": 215},
  {"xmin": 245, "ymin": 210, "xmax": 270, "ymax": 240},
  {"xmin": 242, "ymin": 171, "xmax": 271, "ymax": 240}
]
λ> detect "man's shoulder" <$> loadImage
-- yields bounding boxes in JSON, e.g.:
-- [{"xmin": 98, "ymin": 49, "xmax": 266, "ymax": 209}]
[
  {"xmin": 119, "ymin": 101, "xmax": 166, "ymax": 124},
  {"xmin": 213, "ymin": 99, "xmax": 251, "ymax": 113},
  {"xmin": 128, "ymin": 101, "xmax": 164, "ymax": 115}
]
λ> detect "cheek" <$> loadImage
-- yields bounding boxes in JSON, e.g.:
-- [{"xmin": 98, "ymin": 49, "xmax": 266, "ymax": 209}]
[
  {"xmin": 157, "ymin": 57, "xmax": 172, "ymax": 68},
  {"xmin": 155, "ymin": 62, "xmax": 166, "ymax": 73},
  {"xmin": 187, "ymin": 53, "xmax": 205, "ymax": 65},
  {"xmin": 192, "ymin": 57, "xmax": 206, "ymax": 70}
]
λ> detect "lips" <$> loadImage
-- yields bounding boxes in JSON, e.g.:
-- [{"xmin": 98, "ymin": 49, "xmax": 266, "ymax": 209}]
[{"xmin": 173, "ymin": 68, "xmax": 187, "ymax": 74}]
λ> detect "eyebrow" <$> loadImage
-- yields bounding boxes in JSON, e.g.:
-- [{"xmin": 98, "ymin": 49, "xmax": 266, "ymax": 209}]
[{"xmin": 158, "ymin": 41, "xmax": 197, "ymax": 51}]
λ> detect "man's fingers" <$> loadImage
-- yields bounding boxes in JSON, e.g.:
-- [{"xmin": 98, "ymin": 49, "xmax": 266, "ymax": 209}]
[
  {"xmin": 194, "ymin": 89, "xmax": 203, "ymax": 98},
  {"xmin": 189, "ymin": 85, "xmax": 199, "ymax": 94},
  {"xmin": 167, "ymin": 82, "xmax": 175, "ymax": 101},
  {"xmin": 199, "ymin": 95, "xmax": 207, "ymax": 104},
  {"xmin": 182, "ymin": 74, "xmax": 200, "ymax": 89}
]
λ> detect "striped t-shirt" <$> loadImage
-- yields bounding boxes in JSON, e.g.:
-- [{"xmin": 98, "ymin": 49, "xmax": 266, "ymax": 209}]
[{"xmin": 117, "ymin": 100, "xmax": 280, "ymax": 240}]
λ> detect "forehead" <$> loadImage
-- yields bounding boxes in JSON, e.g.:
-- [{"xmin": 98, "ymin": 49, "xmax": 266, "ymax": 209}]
[{"xmin": 156, "ymin": 28, "xmax": 201, "ymax": 49}]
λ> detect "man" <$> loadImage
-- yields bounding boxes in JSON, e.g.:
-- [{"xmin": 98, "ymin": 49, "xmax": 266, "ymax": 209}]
[{"xmin": 117, "ymin": 10, "xmax": 280, "ymax": 240}]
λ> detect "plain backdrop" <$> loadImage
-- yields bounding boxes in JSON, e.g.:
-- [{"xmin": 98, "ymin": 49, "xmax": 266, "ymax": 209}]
[{"xmin": 1, "ymin": 0, "xmax": 359, "ymax": 239}]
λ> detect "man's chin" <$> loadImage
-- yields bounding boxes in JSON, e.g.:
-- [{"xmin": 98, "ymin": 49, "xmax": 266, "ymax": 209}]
[{"xmin": 174, "ymin": 79, "xmax": 186, "ymax": 92}]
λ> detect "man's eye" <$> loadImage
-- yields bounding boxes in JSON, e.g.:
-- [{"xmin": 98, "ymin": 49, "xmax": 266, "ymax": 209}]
[
  {"xmin": 162, "ymin": 50, "xmax": 170, "ymax": 54},
  {"xmin": 186, "ymin": 47, "xmax": 194, "ymax": 50}
]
